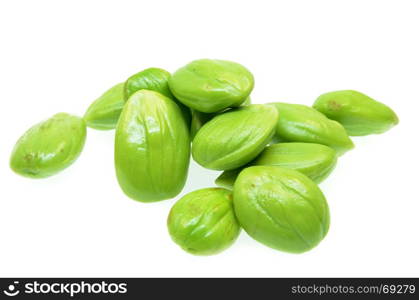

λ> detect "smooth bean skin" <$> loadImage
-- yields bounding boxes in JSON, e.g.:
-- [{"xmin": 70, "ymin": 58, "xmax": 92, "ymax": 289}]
[
  {"xmin": 169, "ymin": 59, "xmax": 254, "ymax": 113},
  {"xmin": 313, "ymin": 90, "xmax": 399, "ymax": 136},
  {"xmin": 167, "ymin": 188, "xmax": 241, "ymax": 255},
  {"xmin": 115, "ymin": 90, "xmax": 190, "ymax": 202},
  {"xmin": 216, "ymin": 142, "xmax": 337, "ymax": 189},
  {"xmin": 124, "ymin": 68, "xmax": 174, "ymax": 100},
  {"xmin": 192, "ymin": 104, "xmax": 278, "ymax": 170},
  {"xmin": 10, "ymin": 113, "xmax": 86, "ymax": 178},
  {"xmin": 234, "ymin": 166, "xmax": 330, "ymax": 253},
  {"xmin": 124, "ymin": 67, "xmax": 192, "ymax": 127},
  {"xmin": 190, "ymin": 110, "xmax": 216, "ymax": 140},
  {"xmin": 190, "ymin": 97, "xmax": 251, "ymax": 139},
  {"xmin": 84, "ymin": 82, "xmax": 125, "ymax": 130},
  {"xmin": 269, "ymin": 102, "xmax": 354, "ymax": 155}
]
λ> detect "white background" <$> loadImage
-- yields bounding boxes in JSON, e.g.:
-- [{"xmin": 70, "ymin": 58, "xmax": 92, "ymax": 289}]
[{"xmin": 0, "ymin": 0, "xmax": 418, "ymax": 277}]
